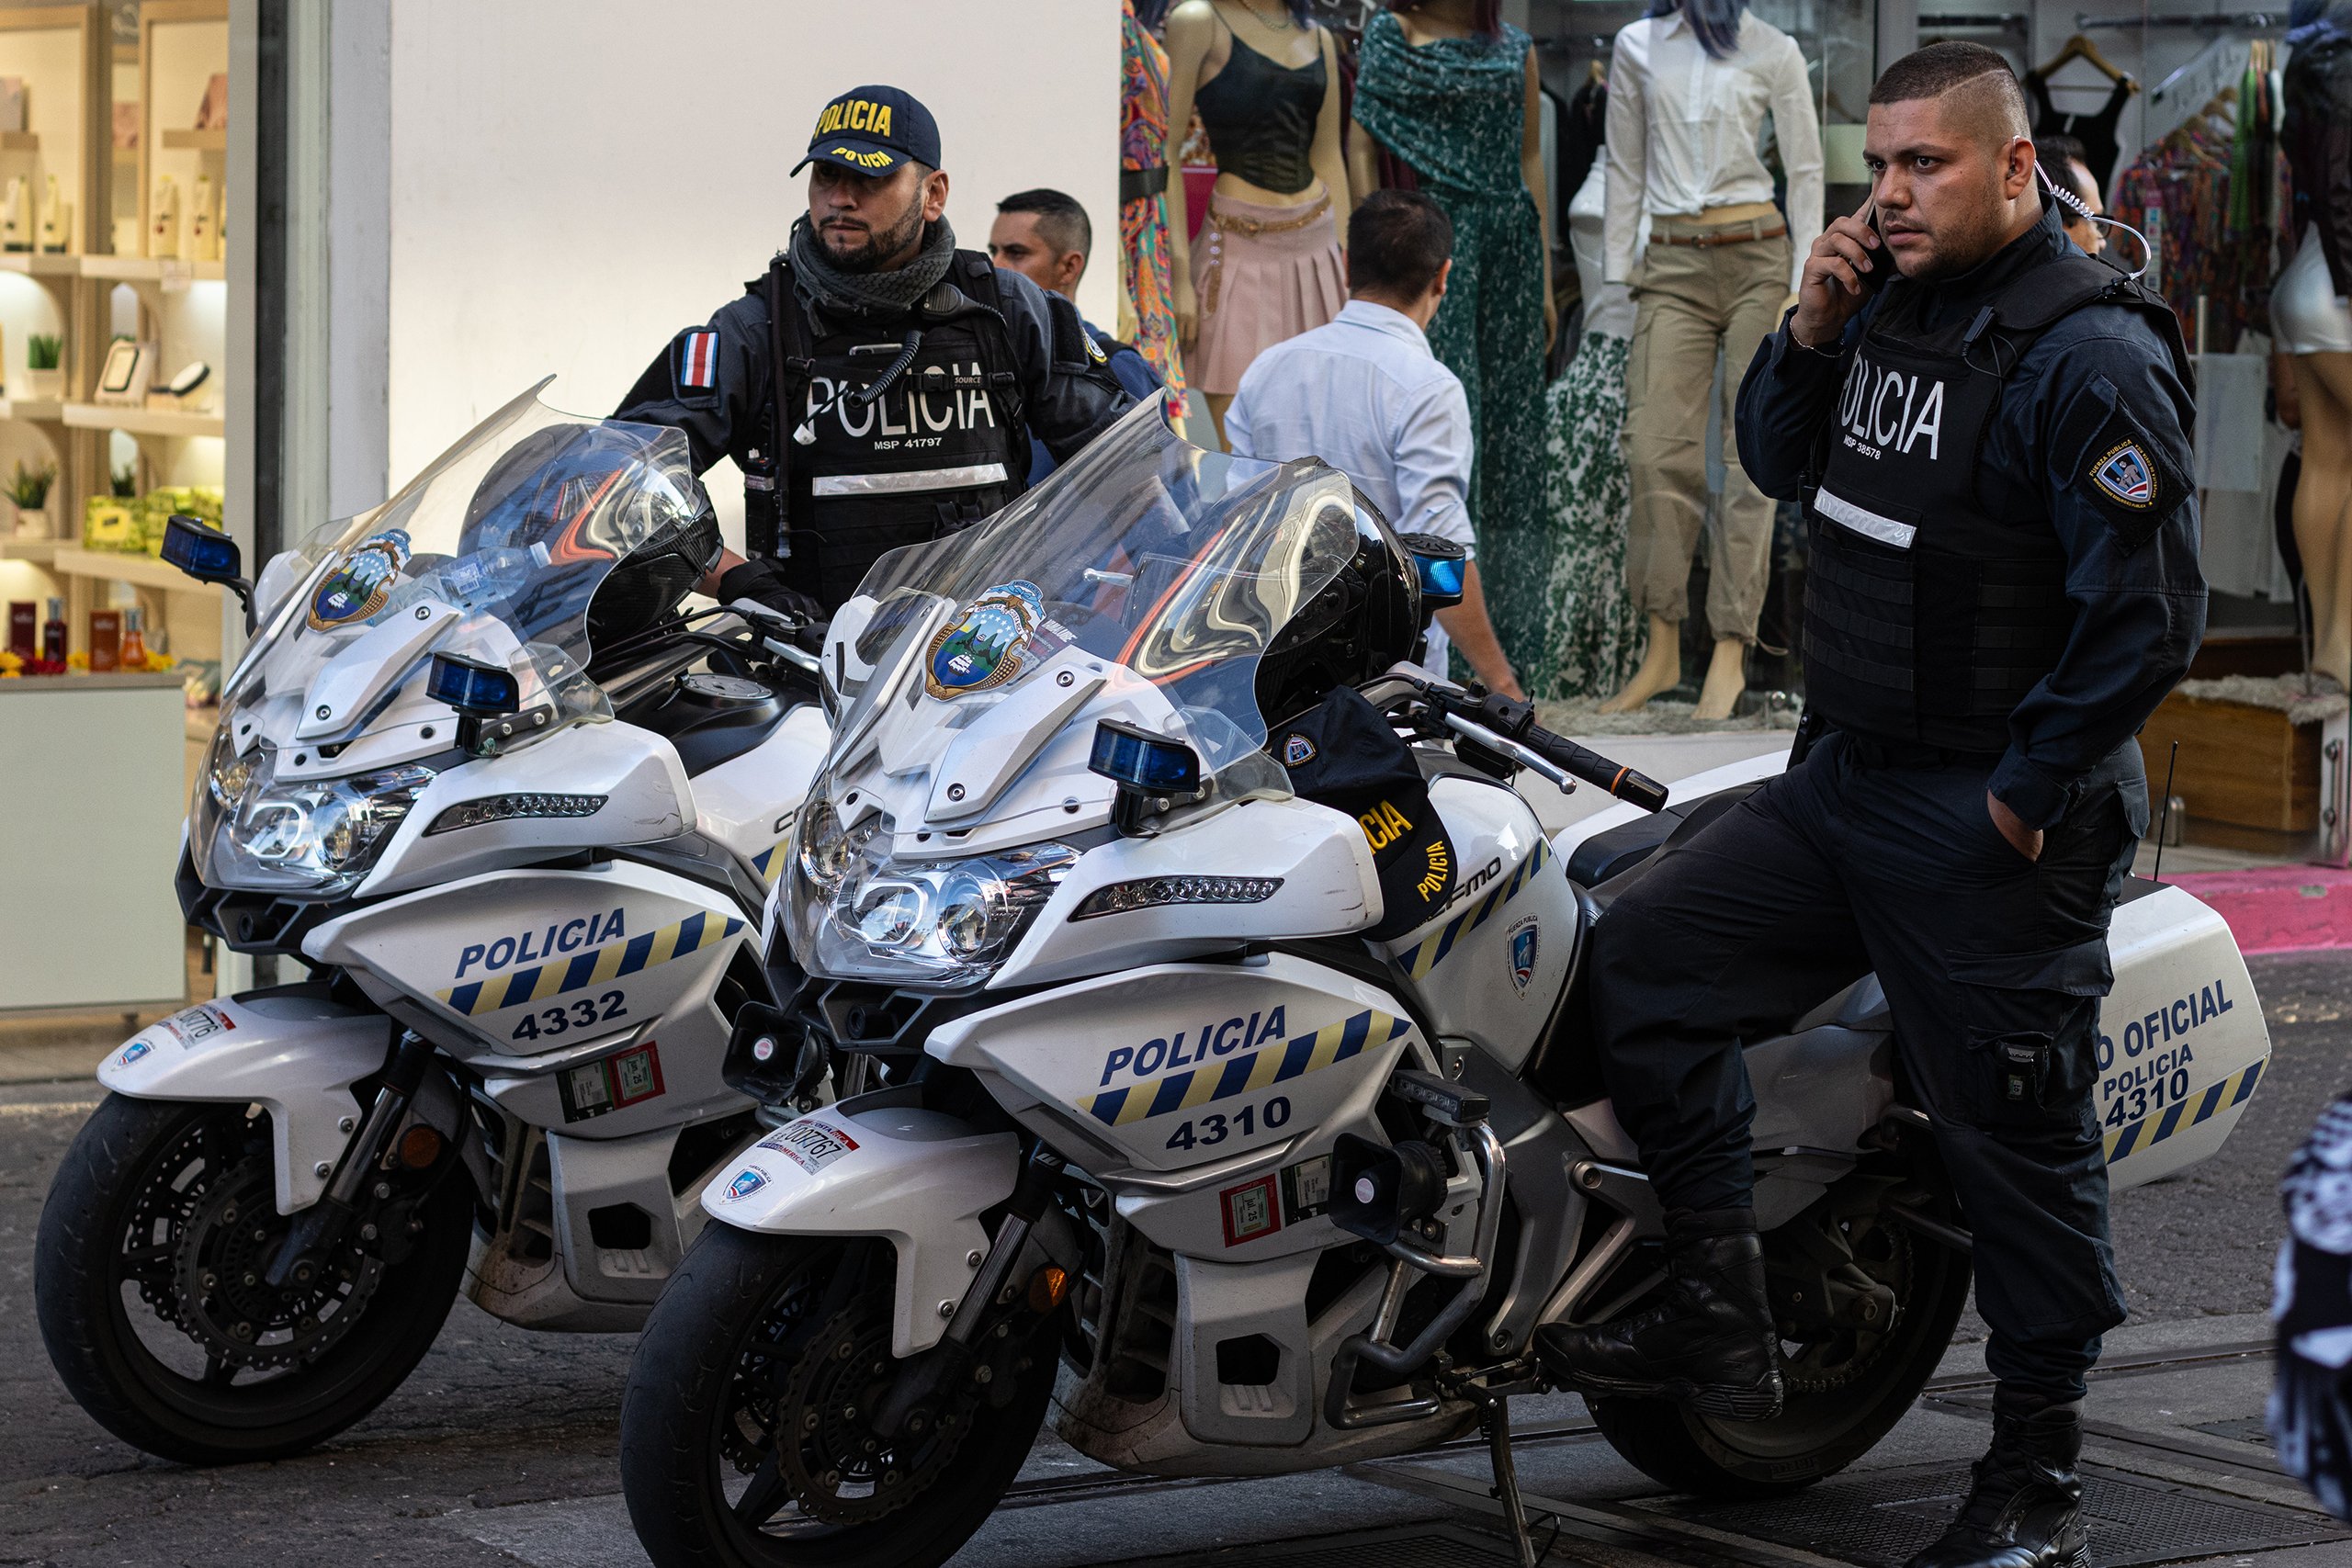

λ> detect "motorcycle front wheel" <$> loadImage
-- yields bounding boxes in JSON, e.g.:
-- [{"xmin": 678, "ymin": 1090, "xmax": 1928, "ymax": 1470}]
[
  {"xmin": 36, "ymin": 1094, "xmax": 471, "ymax": 1465},
  {"xmin": 622, "ymin": 1228, "xmax": 1054, "ymax": 1568}
]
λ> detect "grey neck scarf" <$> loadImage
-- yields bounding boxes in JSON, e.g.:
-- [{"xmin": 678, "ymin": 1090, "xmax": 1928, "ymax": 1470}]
[{"xmin": 787, "ymin": 214, "xmax": 958, "ymax": 320}]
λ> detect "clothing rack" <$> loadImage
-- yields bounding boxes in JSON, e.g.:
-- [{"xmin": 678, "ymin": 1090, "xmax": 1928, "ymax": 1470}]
[
  {"xmin": 2074, "ymin": 10, "xmax": 2287, "ymax": 27},
  {"xmin": 1920, "ymin": 12, "xmax": 2030, "ymax": 28}
]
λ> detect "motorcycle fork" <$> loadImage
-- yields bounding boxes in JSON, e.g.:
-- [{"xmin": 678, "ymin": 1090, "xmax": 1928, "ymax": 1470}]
[{"xmin": 265, "ymin": 1029, "xmax": 441, "ymax": 1288}]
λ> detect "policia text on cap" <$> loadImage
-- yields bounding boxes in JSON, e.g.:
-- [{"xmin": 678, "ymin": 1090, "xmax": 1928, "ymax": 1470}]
[
  {"xmin": 616, "ymin": 85, "xmax": 1134, "ymax": 616},
  {"xmin": 1535, "ymin": 43, "xmax": 2201, "ymax": 1568}
]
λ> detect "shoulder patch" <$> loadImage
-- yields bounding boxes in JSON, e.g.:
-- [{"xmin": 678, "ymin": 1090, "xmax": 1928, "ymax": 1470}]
[
  {"xmin": 676, "ymin": 329, "xmax": 720, "ymax": 390},
  {"xmin": 2064, "ymin": 378, "xmax": 2188, "ymax": 554},
  {"xmin": 1283, "ymin": 732, "xmax": 1317, "ymax": 767},
  {"xmin": 1086, "ymin": 333, "xmax": 1108, "ymax": 364}
]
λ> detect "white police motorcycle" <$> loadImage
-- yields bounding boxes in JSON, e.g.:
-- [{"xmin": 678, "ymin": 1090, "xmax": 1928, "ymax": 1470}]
[
  {"xmin": 617, "ymin": 400, "xmax": 2271, "ymax": 1568},
  {"xmin": 37, "ymin": 385, "xmax": 833, "ymax": 1464}
]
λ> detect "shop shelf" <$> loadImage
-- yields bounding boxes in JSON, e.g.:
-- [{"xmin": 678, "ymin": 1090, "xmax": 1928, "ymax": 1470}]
[
  {"xmin": 77, "ymin": 254, "xmax": 225, "ymax": 283},
  {"xmin": 0, "ymin": 535, "xmax": 65, "ymax": 560},
  {"xmin": 62, "ymin": 401, "xmax": 223, "ymax": 438},
  {"xmin": 0, "ymin": 397, "xmax": 68, "ymax": 422},
  {"xmin": 53, "ymin": 547, "xmax": 218, "ymax": 593},
  {"xmin": 161, "ymin": 128, "xmax": 224, "ymax": 152},
  {"xmin": 0, "ymin": 250, "xmax": 74, "ymax": 275},
  {"xmin": 0, "ymin": 131, "xmax": 37, "ymax": 152}
]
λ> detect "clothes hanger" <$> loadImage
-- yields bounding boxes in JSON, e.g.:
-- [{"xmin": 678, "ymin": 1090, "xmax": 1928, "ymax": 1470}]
[{"xmin": 2033, "ymin": 32, "xmax": 2139, "ymax": 92}]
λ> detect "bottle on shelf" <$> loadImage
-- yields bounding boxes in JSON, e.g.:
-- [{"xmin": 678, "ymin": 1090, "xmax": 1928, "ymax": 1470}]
[
  {"xmin": 150, "ymin": 175, "xmax": 179, "ymax": 260},
  {"xmin": 6, "ymin": 599, "xmax": 30, "ymax": 657},
  {"xmin": 188, "ymin": 175, "xmax": 215, "ymax": 262},
  {"xmin": 40, "ymin": 596, "xmax": 64, "ymax": 662},
  {"xmin": 88, "ymin": 608, "xmax": 119, "ymax": 671},
  {"xmin": 3, "ymin": 175, "xmax": 27, "ymax": 254},
  {"xmin": 39, "ymin": 174, "xmax": 70, "ymax": 255},
  {"xmin": 119, "ymin": 605, "xmax": 148, "ymax": 670}
]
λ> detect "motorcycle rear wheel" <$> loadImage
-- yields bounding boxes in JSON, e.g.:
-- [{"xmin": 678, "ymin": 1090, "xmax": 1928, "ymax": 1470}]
[
  {"xmin": 622, "ymin": 1227, "xmax": 1053, "ymax": 1568},
  {"xmin": 36, "ymin": 1094, "xmax": 471, "ymax": 1465},
  {"xmin": 1589, "ymin": 1186, "xmax": 1972, "ymax": 1499}
]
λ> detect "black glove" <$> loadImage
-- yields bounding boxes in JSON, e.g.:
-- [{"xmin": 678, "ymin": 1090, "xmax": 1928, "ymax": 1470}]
[{"xmin": 716, "ymin": 558, "xmax": 825, "ymax": 627}]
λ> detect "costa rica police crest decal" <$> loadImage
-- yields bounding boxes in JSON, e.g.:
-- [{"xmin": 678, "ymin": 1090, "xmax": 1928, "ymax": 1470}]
[
  {"xmin": 2092, "ymin": 439, "xmax": 2155, "ymax": 510},
  {"xmin": 308, "ymin": 528, "xmax": 411, "ymax": 630},
  {"xmin": 925, "ymin": 581, "xmax": 1046, "ymax": 699},
  {"xmin": 1507, "ymin": 916, "xmax": 1540, "ymax": 995}
]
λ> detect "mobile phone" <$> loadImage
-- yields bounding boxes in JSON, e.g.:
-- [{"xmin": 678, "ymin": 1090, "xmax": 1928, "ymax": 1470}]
[{"xmin": 1860, "ymin": 202, "xmax": 1892, "ymax": 293}]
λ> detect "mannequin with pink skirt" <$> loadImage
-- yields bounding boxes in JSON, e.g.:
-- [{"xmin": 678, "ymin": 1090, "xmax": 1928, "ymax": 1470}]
[{"xmin": 1163, "ymin": 0, "xmax": 1351, "ymax": 445}]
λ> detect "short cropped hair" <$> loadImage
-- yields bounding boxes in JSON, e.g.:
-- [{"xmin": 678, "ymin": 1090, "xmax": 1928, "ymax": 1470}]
[
  {"xmin": 1348, "ymin": 189, "xmax": 1454, "ymax": 299},
  {"xmin": 996, "ymin": 188, "xmax": 1091, "ymax": 263},
  {"xmin": 1870, "ymin": 40, "xmax": 2031, "ymax": 144}
]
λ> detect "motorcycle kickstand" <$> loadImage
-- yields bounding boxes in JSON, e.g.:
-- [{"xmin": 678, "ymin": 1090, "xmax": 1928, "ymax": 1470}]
[{"xmin": 1479, "ymin": 1394, "xmax": 1540, "ymax": 1568}]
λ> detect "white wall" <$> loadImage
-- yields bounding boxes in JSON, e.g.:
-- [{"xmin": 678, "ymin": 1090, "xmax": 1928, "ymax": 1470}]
[{"xmin": 385, "ymin": 0, "xmax": 1121, "ymax": 538}]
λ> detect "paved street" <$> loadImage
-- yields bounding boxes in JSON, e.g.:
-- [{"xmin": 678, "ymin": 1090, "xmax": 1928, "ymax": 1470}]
[{"xmin": 4, "ymin": 951, "xmax": 2349, "ymax": 1567}]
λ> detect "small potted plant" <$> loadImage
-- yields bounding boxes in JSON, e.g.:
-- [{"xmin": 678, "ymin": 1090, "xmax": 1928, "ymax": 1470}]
[
  {"xmin": 23, "ymin": 333, "xmax": 62, "ymax": 400},
  {"xmin": 9, "ymin": 457, "xmax": 55, "ymax": 537}
]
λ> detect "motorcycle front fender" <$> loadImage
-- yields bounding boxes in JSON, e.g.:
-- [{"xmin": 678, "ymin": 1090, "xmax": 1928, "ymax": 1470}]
[
  {"xmin": 97, "ymin": 990, "xmax": 390, "ymax": 1215},
  {"xmin": 699, "ymin": 1092, "xmax": 1019, "ymax": 1359}
]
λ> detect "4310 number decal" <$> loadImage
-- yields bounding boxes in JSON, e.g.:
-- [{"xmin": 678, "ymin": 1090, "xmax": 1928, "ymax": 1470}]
[
  {"xmin": 1167, "ymin": 1095, "xmax": 1290, "ymax": 1151},
  {"xmin": 512, "ymin": 989, "xmax": 628, "ymax": 1042}
]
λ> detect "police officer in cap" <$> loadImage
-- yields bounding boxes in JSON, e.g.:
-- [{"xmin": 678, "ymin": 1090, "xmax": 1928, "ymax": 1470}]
[
  {"xmin": 617, "ymin": 85, "xmax": 1134, "ymax": 616},
  {"xmin": 1537, "ymin": 42, "xmax": 2201, "ymax": 1568}
]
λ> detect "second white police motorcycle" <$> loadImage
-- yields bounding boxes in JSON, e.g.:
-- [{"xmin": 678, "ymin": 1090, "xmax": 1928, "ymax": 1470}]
[
  {"xmin": 37, "ymin": 386, "xmax": 833, "ymax": 1464},
  {"xmin": 610, "ymin": 398, "xmax": 2269, "ymax": 1568}
]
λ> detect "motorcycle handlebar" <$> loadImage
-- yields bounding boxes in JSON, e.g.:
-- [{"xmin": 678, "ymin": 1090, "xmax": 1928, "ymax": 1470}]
[{"xmin": 1414, "ymin": 682, "xmax": 1669, "ymax": 814}]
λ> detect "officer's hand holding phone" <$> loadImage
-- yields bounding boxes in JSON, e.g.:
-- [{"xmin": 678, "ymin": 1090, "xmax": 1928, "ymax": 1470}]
[{"xmin": 1789, "ymin": 193, "xmax": 1888, "ymax": 352}]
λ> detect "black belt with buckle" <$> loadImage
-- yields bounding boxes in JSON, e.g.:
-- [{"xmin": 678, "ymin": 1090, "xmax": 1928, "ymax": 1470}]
[{"xmin": 1120, "ymin": 166, "xmax": 1169, "ymax": 205}]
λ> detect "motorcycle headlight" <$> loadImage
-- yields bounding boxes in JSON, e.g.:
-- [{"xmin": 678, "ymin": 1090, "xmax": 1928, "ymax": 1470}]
[
  {"xmin": 205, "ymin": 751, "xmax": 435, "ymax": 897},
  {"xmin": 789, "ymin": 817, "xmax": 1078, "ymax": 988}
]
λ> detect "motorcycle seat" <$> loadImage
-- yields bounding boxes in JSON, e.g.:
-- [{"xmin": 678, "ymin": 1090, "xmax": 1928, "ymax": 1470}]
[{"xmin": 1570, "ymin": 782, "xmax": 1761, "ymax": 913}]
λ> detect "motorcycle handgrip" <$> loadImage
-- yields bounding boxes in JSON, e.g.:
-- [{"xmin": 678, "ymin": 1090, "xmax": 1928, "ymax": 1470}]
[{"xmin": 1527, "ymin": 729, "xmax": 1670, "ymax": 813}]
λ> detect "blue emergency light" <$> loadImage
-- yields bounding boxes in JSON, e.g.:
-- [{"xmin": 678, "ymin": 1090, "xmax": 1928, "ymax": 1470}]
[
  {"xmin": 161, "ymin": 513, "xmax": 242, "ymax": 582},
  {"xmin": 1090, "ymin": 719, "xmax": 1200, "ymax": 795},
  {"xmin": 426, "ymin": 653, "xmax": 521, "ymax": 716},
  {"xmin": 1398, "ymin": 533, "xmax": 1467, "ymax": 613}
]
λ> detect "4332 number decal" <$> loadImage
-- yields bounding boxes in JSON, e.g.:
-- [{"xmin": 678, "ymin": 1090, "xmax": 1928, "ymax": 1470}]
[
  {"xmin": 1166, "ymin": 1095, "xmax": 1290, "ymax": 1151},
  {"xmin": 512, "ymin": 989, "xmax": 628, "ymax": 1042}
]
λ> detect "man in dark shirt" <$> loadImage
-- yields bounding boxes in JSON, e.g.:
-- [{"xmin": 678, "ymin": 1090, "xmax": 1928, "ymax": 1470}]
[{"xmin": 1538, "ymin": 43, "xmax": 2201, "ymax": 1568}]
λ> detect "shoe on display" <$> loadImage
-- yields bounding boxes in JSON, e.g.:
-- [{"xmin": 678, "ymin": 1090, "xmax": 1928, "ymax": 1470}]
[
  {"xmin": 1905, "ymin": 1401, "xmax": 2090, "ymax": 1568},
  {"xmin": 1532, "ymin": 1206, "xmax": 1785, "ymax": 1421}
]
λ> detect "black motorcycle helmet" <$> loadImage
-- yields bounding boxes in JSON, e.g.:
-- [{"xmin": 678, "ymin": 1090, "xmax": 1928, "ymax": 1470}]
[
  {"xmin": 1252, "ymin": 490, "xmax": 1421, "ymax": 729},
  {"xmin": 458, "ymin": 422, "xmax": 723, "ymax": 657}
]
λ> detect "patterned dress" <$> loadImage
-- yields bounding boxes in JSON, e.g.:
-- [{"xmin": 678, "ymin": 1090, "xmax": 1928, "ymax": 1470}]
[
  {"xmin": 1121, "ymin": 0, "xmax": 1189, "ymax": 417},
  {"xmin": 1352, "ymin": 13, "xmax": 1548, "ymax": 675},
  {"xmin": 1528, "ymin": 330, "xmax": 1644, "ymax": 698}
]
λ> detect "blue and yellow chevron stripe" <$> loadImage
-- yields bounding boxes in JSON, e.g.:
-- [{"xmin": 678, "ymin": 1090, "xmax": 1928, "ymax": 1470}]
[
  {"xmin": 1394, "ymin": 839, "xmax": 1552, "ymax": 981},
  {"xmin": 751, "ymin": 840, "xmax": 788, "ymax": 886},
  {"xmin": 437, "ymin": 911, "xmax": 744, "ymax": 1017},
  {"xmin": 2105, "ymin": 1055, "xmax": 2264, "ymax": 1164},
  {"xmin": 1080, "ymin": 1007, "xmax": 1410, "ymax": 1127}
]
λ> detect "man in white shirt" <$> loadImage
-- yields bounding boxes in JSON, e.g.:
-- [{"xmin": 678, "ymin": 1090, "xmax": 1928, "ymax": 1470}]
[{"xmin": 1226, "ymin": 190, "xmax": 1524, "ymax": 700}]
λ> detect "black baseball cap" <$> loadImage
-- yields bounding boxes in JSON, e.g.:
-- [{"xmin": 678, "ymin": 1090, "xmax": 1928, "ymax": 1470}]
[{"xmin": 793, "ymin": 85, "xmax": 942, "ymax": 177}]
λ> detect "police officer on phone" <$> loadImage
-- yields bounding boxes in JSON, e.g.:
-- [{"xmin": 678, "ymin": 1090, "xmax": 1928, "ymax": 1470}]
[
  {"xmin": 616, "ymin": 85, "xmax": 1134, "ymax": 616},
  {"xmin": 1537, "ymin": 42, "xmax": 2200, "ymax": 1568}
]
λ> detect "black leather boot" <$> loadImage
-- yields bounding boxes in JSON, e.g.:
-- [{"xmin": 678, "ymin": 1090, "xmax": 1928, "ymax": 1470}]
[
  {"xmin": 1533, "ymin": 1207, "xmax": 1783, "ymax": 1421},
  {"xmin": 1907, "ymin": 1399, "xmax": 2090, "ymax": 1568}
]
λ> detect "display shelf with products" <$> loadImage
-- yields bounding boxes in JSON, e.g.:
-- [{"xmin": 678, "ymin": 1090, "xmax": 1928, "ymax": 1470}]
[
  {"xmin": 136, "ymin": 0, "xmax": 225, "ymax": 267},
  {"xmin": 62, "ymin": 400, "xmax": 220, "ymax": 437},
  {"xmin": 54, "ymin": 543, "xmax": 215, "ymax": 593},
  {"xmin": 78, "ymin": 252, "xmax": 220, "ymax": 281}
]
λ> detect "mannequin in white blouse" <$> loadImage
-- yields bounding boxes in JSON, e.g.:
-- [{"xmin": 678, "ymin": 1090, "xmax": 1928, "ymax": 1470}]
[{"xmin": 1600, "ymin": 0, "xmax": 1823, "ymax": 721}]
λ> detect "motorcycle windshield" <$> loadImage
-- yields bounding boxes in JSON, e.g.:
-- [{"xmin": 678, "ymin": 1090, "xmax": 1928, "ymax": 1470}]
[
  {"xmin": 221, "ymin": 382, "xmax": 707, "ymax": 721},
  {"xmin": 826, "ymin": 395, "xmax": 1363, "ymax": 805}
]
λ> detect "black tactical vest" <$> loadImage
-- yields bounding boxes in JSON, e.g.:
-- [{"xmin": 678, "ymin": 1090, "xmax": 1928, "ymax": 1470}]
[
  {"xmin": 1802, "ymin": 253, "xmax": 2187, "ymax": 752},
  {"xmin": 763, "ymin": 251, "xmax": 1029, "ymax": 607}
]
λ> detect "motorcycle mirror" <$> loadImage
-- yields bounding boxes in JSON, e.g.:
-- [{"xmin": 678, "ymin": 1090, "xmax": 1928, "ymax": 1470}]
[{"xmin": 161, "ymin": 513, "xmax": 255, "ymax": 631}]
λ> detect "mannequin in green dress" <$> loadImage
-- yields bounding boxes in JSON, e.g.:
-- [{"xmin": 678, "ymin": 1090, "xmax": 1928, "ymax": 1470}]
[{"xmin": 1350, "ymin": 0, "xmax": 1557, "ymax": 679}]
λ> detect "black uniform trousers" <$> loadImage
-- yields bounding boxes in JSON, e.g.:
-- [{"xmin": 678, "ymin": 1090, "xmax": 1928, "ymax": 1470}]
[{"xmin": 1589, "ymin": 731, "xmax": 2148, "ymax": 1402}]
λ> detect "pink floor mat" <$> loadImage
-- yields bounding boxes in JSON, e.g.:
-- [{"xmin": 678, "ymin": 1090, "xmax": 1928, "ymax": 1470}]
[{"xmin": 2166, "ymin": 866, "xmax": 2352, "ymax": 955}]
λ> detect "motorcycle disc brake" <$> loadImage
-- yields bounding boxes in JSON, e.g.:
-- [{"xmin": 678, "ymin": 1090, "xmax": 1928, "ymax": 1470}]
[
  {"xmin": 1779, "ymin": 1210, "xmax": 1911, "ymax": 1398},
  {"xmin": 766, "ymin": 1303, "xmax": 978, "ymax": 1528},
  {"xmin": 171, "ymin": 1155, "xmax": 387, "ymax": 1371}
]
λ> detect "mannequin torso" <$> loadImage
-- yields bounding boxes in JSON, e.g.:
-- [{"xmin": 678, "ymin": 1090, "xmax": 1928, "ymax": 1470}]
[{"xmin": 1163, "ymin": 0, "xmax": 1351, "ymax": 367}]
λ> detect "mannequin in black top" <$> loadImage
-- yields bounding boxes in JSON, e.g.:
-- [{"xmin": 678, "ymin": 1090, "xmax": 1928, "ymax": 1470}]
[{"xmin": 1165, "ymin": 0, "xmax": 1351, "ymax": 440}]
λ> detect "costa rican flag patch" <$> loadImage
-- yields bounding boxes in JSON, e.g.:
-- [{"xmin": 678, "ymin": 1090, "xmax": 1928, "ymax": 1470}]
[{"xmin": 676, "ymin": 329, "xmax": 720, "ymax": 390}]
